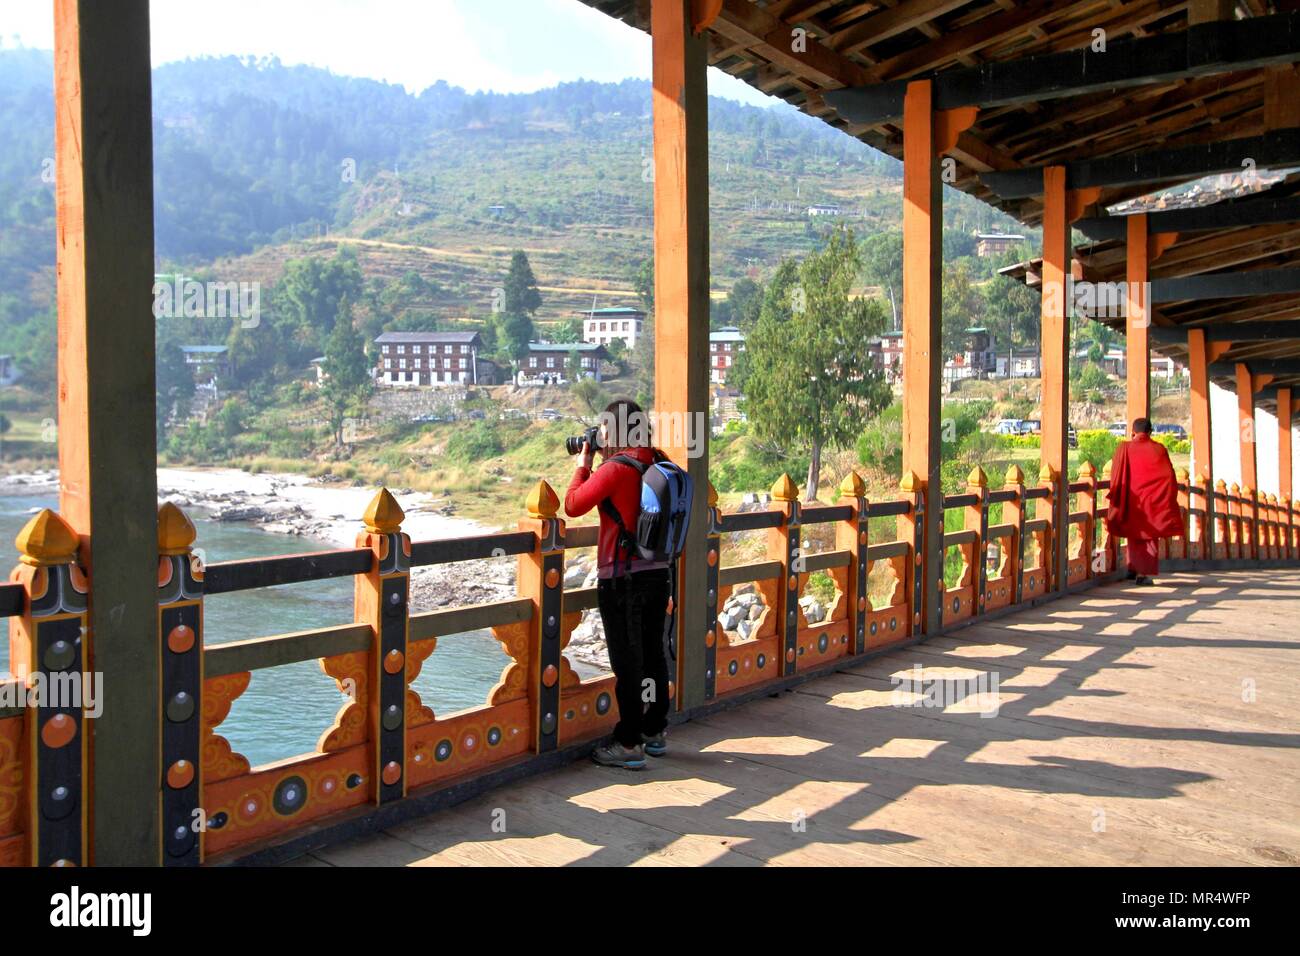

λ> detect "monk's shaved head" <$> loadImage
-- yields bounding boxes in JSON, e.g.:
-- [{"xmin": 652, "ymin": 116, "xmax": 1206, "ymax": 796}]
[{"xmin": 1132, "ymin": 417, "xmax": 1153, "ymax": 434}]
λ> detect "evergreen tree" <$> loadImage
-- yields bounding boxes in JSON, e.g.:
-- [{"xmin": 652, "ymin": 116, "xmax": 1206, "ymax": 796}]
[
  {"xmin": 155, "ymin": 330, "xmax": 196, "ymax": 444},
  {"xmin": 503, "ymin": 250, "xmax": 542, "ymax": 317},
  {"xmin": 630, "ymin": 308, "xmax": 655, "ymax": 407},
  {"xmin": 499, "ymin": 311, "xmax": 535, "ymax": 364},
  {"xmin": 631, "ymin": 258, "xmax": 655, "ymax": 313},
  {"xmin": 321, "ymin": 294, "xmax": 372, "ymax": 446},
  {"xmin": 739, "ymin": 226, "xmax": 892, "ymax": 501}
]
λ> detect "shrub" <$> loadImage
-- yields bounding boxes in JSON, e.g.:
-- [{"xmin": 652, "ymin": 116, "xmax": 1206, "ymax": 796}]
[
  {"xmin": 1154, "ymin": 434, "xmax": 1191, "ymax": 456},
  {"xmin": 856, "ymin": 403, "xmax": 903, "ymax": 475},
  {"xmin": 1077, "ymin": 429, "xmax": 1119, "ymax": 472},
  {"xmin": 447, "ymin": 422, "xmax": 505, "ymax": 463}
]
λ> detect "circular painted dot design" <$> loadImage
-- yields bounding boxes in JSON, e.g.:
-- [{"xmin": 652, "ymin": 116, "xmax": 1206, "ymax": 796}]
[
  {"xmin": 435, "ymin": 739, "xmax": 453, "ymax": 762},
  {"xmin": 595, "ymin": 693, "xmax": 612, "ymax": 715},
  {"xmin": 273, "ymin": 775, "xmax": 308, "ymax": 816},
  {"xmin": 166, "ymin": 691, "xmax": 195, "ymax": 723},
  {"xmin": 43, "ymin": 640, "xmax": 76, "ymax": 672}
]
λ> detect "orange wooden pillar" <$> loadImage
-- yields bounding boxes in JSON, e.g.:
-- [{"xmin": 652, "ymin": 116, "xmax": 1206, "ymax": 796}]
[
  {"xmin": 1187, "ymin": 329, "xmax": 1215, "ymax": 556},
  {"xmin": 651, "ymin": 0, "xmax": 710, "ymax": 708},
  {"xmin": 1235, "ymin": 363, "xmax": 1258, "ymax": 559},
  {"xmin": 1039, "ymin": 167, "xmax": 1072, "ymax": 592},
  {"xmin": 1280, "ymin": 387, "xmax": 1294, "ymax": 558},
  {"xmin": 900, "ymin": 80, "xmax": 974, "ymax": 634},
  {"xmin": 54, "ymin": 0, "xmax": 160, "ymax": 864},
  {"xmin": 1125, "ymin": 214, "xmax": 1150, "ymax": 427},
  {"xmin": 1279, "ymin": 388, "xmax": 1293, "ymax": 502}
]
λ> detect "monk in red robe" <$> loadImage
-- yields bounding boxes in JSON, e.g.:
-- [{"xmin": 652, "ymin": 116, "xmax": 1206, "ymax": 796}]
[{"xmin": 1105, "ymin": 417, "xmax": 1184, "ymax": 585}]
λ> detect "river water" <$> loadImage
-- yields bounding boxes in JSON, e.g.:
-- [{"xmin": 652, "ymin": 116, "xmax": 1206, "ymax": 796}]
[{"xmin": 0, "ymin": 493, "xmax": 509, "ymax": 767}]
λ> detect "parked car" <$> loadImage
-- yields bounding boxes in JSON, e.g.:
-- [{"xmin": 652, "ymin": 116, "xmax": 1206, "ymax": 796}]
[
  {"xmin": 1068, "ymin": 423, "xmax": 1078, "ymax": 449},
  {"xmin": 1107, "ymin": 421, "xmax": 1129, "ymax": 436},
  {"xmin": 540, "ymin": 408, "xmax": 562, "ymax": 421},
  {"xmin": 1017, "ymin": 419, "xmax": 1041, "ymax": 435},
  {"xmin": 1153, "ymin": 423, "xmax": 1187, "ymax": 440},
  {"xmin": 993, "ymin": 418, "xmax": 1023, "ymax": 435}
]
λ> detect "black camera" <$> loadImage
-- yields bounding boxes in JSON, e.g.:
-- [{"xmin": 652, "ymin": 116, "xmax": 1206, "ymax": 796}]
[{"xmin": 565, "ymin": 425, "xmax": 602, "ymax": 457}]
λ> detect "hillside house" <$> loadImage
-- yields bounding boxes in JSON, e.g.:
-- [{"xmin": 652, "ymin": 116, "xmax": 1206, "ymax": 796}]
[
  {"xmin": 866, "ymin": 330, "xmax": 904, "ymax": 385},
  {"xmin": 976, "ymin": 233, "xmax": 1025, "ymax": 257},
  {"xmin": 709, "ymin": 326, "xmax": 745, "ymax": 385},
  {"xmin": 994, "ymin": 348, "xmax": 1042, "ymax": 379},
  {"xmin": 180, "ymin": 345, "xmax": 233, "ymax": 382},
  {"xmin": 518, "ymin": 342, "xmax": 608, "ymax": 385},
  {"xmin": 375, "ymin": 331, "xmax": 483, "ymax": 386},
  {"xmin": 578, "ymin": 306, "xmax": 645, "ymax": 348}
]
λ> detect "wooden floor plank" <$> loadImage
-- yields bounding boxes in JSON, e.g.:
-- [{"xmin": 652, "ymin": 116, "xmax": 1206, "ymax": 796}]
[{"xmin": 281, "ymin": 569, "xmax": 1300, "ymax": 867}]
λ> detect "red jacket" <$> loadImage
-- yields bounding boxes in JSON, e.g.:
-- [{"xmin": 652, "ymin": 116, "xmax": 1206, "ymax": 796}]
[
  {"xmin": 564, "ymin": 446, "xmax": 661, "ymax": 577},
  {"xmin": 1105, "ymin": 434, "xmax": 1184, "ymax": 540}
]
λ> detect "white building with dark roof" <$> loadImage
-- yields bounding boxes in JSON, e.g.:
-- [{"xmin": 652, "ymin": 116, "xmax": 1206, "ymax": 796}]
[
  {"xmin": 375, "ymin": 331, "xmax": 483, "ymax": 386},
  {"xmin": 519, "ymin": 342, "xmax": 608, "ymax": 386}
]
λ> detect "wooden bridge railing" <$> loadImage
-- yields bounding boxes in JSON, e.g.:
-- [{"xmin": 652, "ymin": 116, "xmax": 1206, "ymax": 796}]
[{"xmin": 1, "ymin": 464, "xmax": 1296, "ymax": 865}]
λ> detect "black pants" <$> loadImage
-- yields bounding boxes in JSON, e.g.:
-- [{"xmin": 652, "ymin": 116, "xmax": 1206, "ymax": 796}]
[{"xmin": 596, "ymin": 567, "xmax": 671, "ymax": 748}]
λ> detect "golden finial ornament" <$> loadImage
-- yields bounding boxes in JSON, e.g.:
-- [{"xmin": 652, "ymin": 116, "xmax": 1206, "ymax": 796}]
[
  {"xmin": 363, "ymin": 488, "xmax": 406, "ymax": 533},
  {"xmin": 771, "ymin": 473, "xmax": 798, "ymax": 502},
  {"xmin": 157, "ymin": 501, "xmax": 197, "ymax": 556},
  {"xmin": 525, "ymin": 480, "xmax": 559, "ymax": 519},
  {"xmin": 839, "ymin": 470, "xmax": 865, "ymax": 498},
  {"xmin": 15, "ymin": 509, "xmax": 78, "ymax": 567}
]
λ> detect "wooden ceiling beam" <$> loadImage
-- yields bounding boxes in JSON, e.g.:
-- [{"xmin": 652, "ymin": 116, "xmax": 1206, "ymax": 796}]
[
  {"xmin": 981, "ymin": 128, "xmax": 1300, "ymax": 198},
  {"xmin": 826, "ymin": 0, "xmax": 971, "ymax": 57},
  {"xmin": 1154, "ymin": 266, "xmax": 1300, "ymax": 302},
  {"xmin": 712, "ymin": 0, "xmax": 873, "ymax": 88},
  {"xmin": 825, "ymin": 11, "xmax": 1300, "ymax": 125},
  {"xmin": 866, "ymin": 0, "xmax": 1084, "ymax": 81}
]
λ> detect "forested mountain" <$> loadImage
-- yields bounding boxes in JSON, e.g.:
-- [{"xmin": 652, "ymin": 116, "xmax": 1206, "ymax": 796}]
[{"xmin": 0, "ymin": 50, "xmax": 1029, "ymax": 392}]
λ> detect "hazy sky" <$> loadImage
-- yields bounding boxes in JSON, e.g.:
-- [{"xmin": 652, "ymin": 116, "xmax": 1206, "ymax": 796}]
[{"xmin": 1, "ymin": 0, "xmax": 776, "ymax": 106}]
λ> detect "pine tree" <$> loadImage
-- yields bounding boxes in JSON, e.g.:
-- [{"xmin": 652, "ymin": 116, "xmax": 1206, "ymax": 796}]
[
  {"xmin": 322, "ymin": 294, "xmax": 372, "ymax": 446},
  {"xmin": 503, "ymin": 250, "xmax": 542, "ymax": 317}
]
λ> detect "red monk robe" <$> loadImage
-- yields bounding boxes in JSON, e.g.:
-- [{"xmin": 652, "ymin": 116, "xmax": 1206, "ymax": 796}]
[{"xmin": 1105, "ymin": 433, "xmax": 1183, "ymax": 578}]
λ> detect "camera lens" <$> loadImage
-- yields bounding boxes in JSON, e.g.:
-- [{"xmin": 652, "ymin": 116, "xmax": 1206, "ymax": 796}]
[{"xmin": 565, "ymin": 435, "xmax": 581, "ymax": 456}]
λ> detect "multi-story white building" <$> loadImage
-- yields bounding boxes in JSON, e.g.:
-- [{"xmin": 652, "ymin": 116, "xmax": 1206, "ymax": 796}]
[
  {"xmin": 375, "ymin": 331, "xmax": 482, "ymax": 386},
  {"xmin": 578, "ymin": 307, "xmax": 645, "ymax": 349},
  {"xmin": 709, "ymin": 327, "xmax": 745, "ymax": 385}
]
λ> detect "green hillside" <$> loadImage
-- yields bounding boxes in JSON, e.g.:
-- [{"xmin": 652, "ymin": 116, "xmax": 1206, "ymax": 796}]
[{"xmin": 0, "ymin": 52, "xmax": 1032, "ymax": 385}]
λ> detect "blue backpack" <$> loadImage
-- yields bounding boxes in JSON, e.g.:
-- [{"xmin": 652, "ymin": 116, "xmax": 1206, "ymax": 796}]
[{"xmin": 599, "ymin": 450, "xmax": 694, "ymax": 574}]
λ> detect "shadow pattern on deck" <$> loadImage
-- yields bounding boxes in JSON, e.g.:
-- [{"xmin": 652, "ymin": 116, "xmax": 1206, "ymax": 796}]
[{"xmin": 290, "ymin": 570, "xmax": 1300, "ymax": 867}]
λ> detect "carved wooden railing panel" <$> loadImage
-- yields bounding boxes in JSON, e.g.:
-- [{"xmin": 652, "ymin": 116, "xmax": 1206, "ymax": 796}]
[{"xmin": 3, "ymin": 456, "xmax": 1296, "ymax": 867}]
